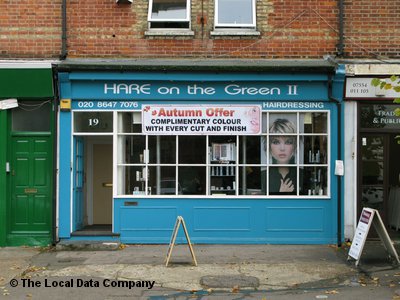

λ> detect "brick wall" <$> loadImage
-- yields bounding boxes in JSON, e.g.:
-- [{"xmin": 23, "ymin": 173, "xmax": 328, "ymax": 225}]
[
  {"xmin": 0, "ymin": 1, "xmax": 62, "ymax": 58},
  {"xmin": 0, "ymin": 0, "xmax": 398, "ymax": 59},
  {"xmin": 344, "ymin": 0, "xmax": 400, "ymax": 58},
  {"xmin": 66, "ymin": 0, "xmax": 339, "ymax": 58}
]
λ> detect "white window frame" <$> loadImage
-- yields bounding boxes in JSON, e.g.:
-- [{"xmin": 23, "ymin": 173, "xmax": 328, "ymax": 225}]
[
  {"xmin": 214, "ymin": 0, "xmax": 256, "ymax": 29},
  {"xmin": 147, "ymin": 0, "xmax": 191, "ymax": 29}
]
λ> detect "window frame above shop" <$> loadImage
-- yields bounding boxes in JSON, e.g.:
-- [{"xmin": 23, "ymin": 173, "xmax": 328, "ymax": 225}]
[
  {"xmin": 214, "ymin": 0, "xmax": 256, "ymax": 29},
  {"xmin": 147, "ymin": 0, "xmax": 191, "ymax": 30}
]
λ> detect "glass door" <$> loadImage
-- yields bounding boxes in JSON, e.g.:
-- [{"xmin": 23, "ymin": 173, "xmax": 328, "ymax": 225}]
[
  {"xmin": 359, "ymin": 135, "xmax": 386, "ymax": 221},
  {"xmin": 358, "ymin": 103, "xmax": 400, "ymax": 239},
  {"xmin": 359, "ymin": 133, "xmax": 400, "ymax": 240},
  {"xmin": 358, "ymin": 134, "xmax": 387, "ymax": 220}
]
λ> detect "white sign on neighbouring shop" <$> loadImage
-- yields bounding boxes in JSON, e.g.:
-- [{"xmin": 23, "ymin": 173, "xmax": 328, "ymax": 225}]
[
  {"xmin": 0, "ymin": 98, "xmax": 18, "ymax": 110},
  {"xmin": 346, "ymin": 77, "xmax": 400, "ymax": 98},
  {"xmin": 142, "ymin": 105, "xmax": 261, "ymax": 135},
  {"xmin": 348, "ymin": 207, "xmax": 400, "ymax": 266}
]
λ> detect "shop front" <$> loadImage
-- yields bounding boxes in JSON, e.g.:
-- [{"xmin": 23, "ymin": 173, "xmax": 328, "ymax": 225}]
[
  {"xmin": 58, "ymin": 61, "xmax": 344, "ymax": 244},
  {"xmin": 345, "ymin": 75, "xmax": 400, "ymax": 240},
  {"xmin": 0, "ymin": 61, "xmax": 55, "ymax": 246}
]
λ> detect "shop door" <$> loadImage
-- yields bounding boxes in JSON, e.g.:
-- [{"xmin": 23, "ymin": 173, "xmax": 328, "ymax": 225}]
[
  {"xmin": 73, "ymin": 137, "xmax": 84, "ymax": 231},
  {"xmin": 92, "ymin": 144, "xmax": 112, "ymax": 224},
  {"xmin": 358, "ymin": 134, "xmax": 400, "ymax": 236},
  {"xmin": 10, "ymin": 136, "xmax": 52, "ymax": 234}
]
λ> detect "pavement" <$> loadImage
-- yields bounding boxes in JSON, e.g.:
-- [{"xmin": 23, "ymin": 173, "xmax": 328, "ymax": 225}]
[{"xmin": 1, "ymin": 241, "xmax": 400, "ymax": 299}]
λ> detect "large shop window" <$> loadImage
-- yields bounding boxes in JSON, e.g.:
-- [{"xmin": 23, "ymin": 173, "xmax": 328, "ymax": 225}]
[{"xmin": 115, "ymin": 111, "xmax": 329, "ymax": 197}]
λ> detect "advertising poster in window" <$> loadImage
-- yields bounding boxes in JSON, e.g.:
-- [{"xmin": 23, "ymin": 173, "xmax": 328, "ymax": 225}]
[{"xmin": 142, "ymin": 105, "xmax": 261, "ymax": 135}]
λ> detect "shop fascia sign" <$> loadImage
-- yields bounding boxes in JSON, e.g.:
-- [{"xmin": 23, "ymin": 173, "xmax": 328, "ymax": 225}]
[
  {"xmin": 0, "ymin": 98, "xmax": 18, "ymax": 110},
  {"xmin": 142, "ymin": 105, "xmax": 261, "ymax": 135},
  {"xmin": 346, "ymin": 77, "xmax": 400, "ymax": 98},
  {"xmin": 103, "ymin": 82, "xmax": 299, "ymax": 98}
]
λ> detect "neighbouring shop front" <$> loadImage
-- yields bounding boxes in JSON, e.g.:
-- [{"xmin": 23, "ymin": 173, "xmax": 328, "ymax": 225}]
[
  {"xmin": 0, "ymin": 61, "xmax": 55, "ymax": 246},
  {"xmin": 57, "ymin": 61, "xmax": 345, "ymax": 244},
  {"xmin": 345, "ymin": 76, "xmax": 400, "ymax": 240}
]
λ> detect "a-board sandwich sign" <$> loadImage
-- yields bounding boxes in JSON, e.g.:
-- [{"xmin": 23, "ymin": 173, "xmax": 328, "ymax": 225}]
[{"xmin": 348, "ymin": 207, "xmax": 400, "ymax": 266}]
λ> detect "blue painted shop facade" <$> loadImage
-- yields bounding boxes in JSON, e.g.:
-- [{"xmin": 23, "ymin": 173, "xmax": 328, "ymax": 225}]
[{"xmin": 57, "ymin": 62, "xmax": 345, "ymax": 244}]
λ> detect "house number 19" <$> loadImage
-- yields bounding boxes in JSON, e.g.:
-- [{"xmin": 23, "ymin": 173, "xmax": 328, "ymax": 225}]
[{"xmin": 88, "ymin": 118, "xmax": 99, "ymax": 126}]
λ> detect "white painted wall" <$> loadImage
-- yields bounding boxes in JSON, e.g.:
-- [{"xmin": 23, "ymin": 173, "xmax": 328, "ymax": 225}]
[{"xmin": 344, "ymin": 101, "xmax": 358, "ymax": 240}]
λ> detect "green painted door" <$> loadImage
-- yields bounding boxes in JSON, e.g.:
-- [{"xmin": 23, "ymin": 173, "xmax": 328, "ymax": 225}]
[{"xmin": 9, "ymin": 135, "xmax": 52, "ymax": 244}]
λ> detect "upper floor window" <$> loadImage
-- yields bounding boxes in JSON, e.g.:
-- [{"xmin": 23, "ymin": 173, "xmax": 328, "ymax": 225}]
[
  {"xmin": 215, "ymin": 0, "xmax": 256, "ymax": 29},
  {"xmin": 148, "ymin": 0, "xmax": 190, "ymax": 29}
]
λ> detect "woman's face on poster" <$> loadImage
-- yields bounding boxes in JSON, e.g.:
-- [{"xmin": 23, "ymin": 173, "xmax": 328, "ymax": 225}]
[{"xmin": 270, "ymin": 136, "xmax": 295, "ymax": 164}]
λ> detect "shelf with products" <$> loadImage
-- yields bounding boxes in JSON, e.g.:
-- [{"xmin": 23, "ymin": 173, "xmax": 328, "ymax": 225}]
[
  {"xmin": 301, "ymin": 166, "xmax": 327, "ymax": 196},
  {"xmin": 210, "ymin": 164, "xmax": 236, "ymax": 195},
  {"xmin": 209, "ymin": 138, "xmax": 237, "ymax": 195},
  {"xmin": 210, "ymin": 141, "xmax": 236, "ymax": 161},
  {"xmin": 303, "ymin": 135, "xmax": 328, "ymax": 164}
]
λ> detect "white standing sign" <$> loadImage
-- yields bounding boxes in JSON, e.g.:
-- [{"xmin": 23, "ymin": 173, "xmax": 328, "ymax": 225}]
[
  {"xmin": 348, "ymin": 207, "xmax": 400, "ymax": 266},
  {"xmin": 142, "ymin": 105, "xmax": 261, "ymax": 135}
]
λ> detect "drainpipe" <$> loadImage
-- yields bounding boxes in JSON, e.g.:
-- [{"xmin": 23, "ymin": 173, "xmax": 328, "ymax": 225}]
[
  {"xmin": 337, "ymin": 0, "xmax": 344, "ymax": 57},
  {"xmin": 51, "ymin": 66, "xmax": 60, "ymax": 245},
  {"xmin": 328, "ymin": 65, "xmax": 345, "ymax": 247},
  {"xmin": 61, "ymin": 0, "xmax": 67, "ymax": 60}
]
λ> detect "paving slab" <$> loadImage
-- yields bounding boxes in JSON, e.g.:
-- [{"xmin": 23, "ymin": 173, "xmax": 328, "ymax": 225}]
[{"xmin": 0, "ymin": 247, "xmax": 40, "ymax": 286}]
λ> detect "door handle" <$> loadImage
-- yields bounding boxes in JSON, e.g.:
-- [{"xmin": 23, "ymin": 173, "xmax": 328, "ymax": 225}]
[{"xmin": 102, "ymin": 183, "xmax": 113, "ymax": 187}]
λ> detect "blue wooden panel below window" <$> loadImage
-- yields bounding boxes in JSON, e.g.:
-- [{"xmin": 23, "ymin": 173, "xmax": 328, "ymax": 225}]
[
  {"xmin": 265, "ymin": 207, "xmax": 324, "ymax": 232},
  {"xmin": 193, "ymin": 207, "xmax": 251, "ymax": 231},
  {"xmin": 113, "ymin": 199, "xmax": 335, "ymax": 244}
]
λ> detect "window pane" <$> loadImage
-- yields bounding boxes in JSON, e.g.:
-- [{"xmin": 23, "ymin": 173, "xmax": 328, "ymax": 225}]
[
  {"xmin": 118, "ymin": 136, "xmax": 145, "ymax": 164},
  {"xmin": 299, "ymin": 112, "xmax": 327, "ymax": 133},
  {"xmin": 217, "ymin": 0, "xmax": 253, "ymax": 25},
  {"xmin": 269, "ymin": 167, "xmax": 297, "ymax": 195},
  {"xmin": 361, "ymin": 187, "xmax": 383, "ymax": 210},
  {"xmin": 148, "ymin": 166, "xmax": 177, "ymax": 195},
  {"xmin": 12, "ymin": 101, "xmax": 51, "ymax": 132},
  {"xmin": 74, "ymin": 112, "xmax": 113, "ymax": 133},
  {"xmin": 149, "ymin": 136, "xmax": 176, "ymax": 164},
  {"xmin": 360, "ymin": 104, "xmax": 400, "ymax": 130},
  {"xmin": 301, "ymin": 167, "xmax": 327, "ymax": 196},
  {"xmin": 118, "ymin": 166, "xmax": 147, "ymax": 195},
  {"xmin": 239, "ymin": 166, "xmax": 263, "ymax": 195},
  {"xmin": 269, "ymin": 113, "xmax": 297, "ymax": 134},
  {"xmin": 239, "ymin": 136, "xmax": 261, "ymax": 164},
  {"xmin": 269, "ymin": 136, "xmax": 297, "ymax": 164},
  {"xmin": 361, "ymin": 136, "xmax": 383, "ymax": 160},
  {"xmin": 179, "ymin": 167, "xmax": 206, "ymax": 195},
  {"xmin": 209, "ymin": 136, "xmax": 236, "ymax": 162},
  {"xmin": 149, "ymin": 21, "xmax": 190, "ymax": 29},
  {"xmin": 118, "ymin": 112, "xmax": 141, "ymax": 133},
  {"xmin": 210, "ymin": 164, "xmax": 236, "ymax": 195},
  {"xmin": 362, "ymin": 161, "xmax": 384, "ymax": 185},
  {"xmin": 179, "ymin": 136, "xmax": 206, "ymax": 164},
  {"xmin": 303, "ymin": 136, "xmax": 327, "ymax": 164},
  {"xmin": 151, "ymin": 0, "xmax": 187, "ymax": 20}
]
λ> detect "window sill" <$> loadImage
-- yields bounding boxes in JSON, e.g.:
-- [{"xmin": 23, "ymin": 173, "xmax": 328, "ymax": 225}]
[
  {"xmin": 145, "ymin": 30, "xmax": 195, "ymax": 37},
  {"xmin": 211, "ymin": 30, "xmax": 260, "ymax": 37}
]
